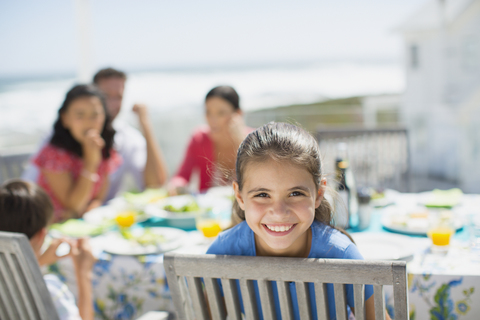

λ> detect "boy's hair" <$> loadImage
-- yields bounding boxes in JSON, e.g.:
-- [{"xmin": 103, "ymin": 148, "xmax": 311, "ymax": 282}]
[
  {"xmin": 50, "ymin": 84, "xmax": 115, "ymax": 159},
  {"xmin": 0, "ymin": 180, "xmax": 53, "ymax": 239},
  {"xmin": 93, "ymin": 67, "xmax": 127, "ymax": 84},
  {"xmin": 232, "ymin": 122, "xmax": 343, "ymax": 234}
]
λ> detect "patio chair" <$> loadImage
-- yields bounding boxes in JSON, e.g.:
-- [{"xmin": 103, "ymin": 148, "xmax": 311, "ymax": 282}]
[
  {"xmin": 316, "ymin": 127, "xmax": 410, "ymax": 192},
  {"xmin": 164, "ymin": 253, "xmax": 408, "ymax": 320},
  {"xmin": 0, "ymin": 147, "xmax": 33, "ymax": 184},
  {"xmin": 0, "ymin": 231, "xmax": 60, "ymax": 320}
]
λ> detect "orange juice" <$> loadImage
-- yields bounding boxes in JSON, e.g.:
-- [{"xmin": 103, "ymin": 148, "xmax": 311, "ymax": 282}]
[
  {"xmin": 115, "ymin": 211, "xmax": 136, "ymax": 228},
  {"xmin": 197, "ymin": 219, "xmax": 222, "ymax": 238},
  {"xmin": 428, "ymin": 226, "xmax": 454, "ymax": 246}
]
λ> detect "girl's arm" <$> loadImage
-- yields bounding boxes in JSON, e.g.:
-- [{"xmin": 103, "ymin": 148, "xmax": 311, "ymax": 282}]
[
  {"xmin": 42, "ymin": 169, "xmax": 98, "ymax": 215},
  {"xmin": 85, "ymin": 176, "xmax": 109, "ymax": 213},
  {"xmin": 353, "ymin": 295, "xmax": 392, "ymax": 320}
]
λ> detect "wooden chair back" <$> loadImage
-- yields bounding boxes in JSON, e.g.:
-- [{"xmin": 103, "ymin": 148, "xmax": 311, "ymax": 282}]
[
  {"xmin": 0, "ymin": 231, "xmax": 59, "ymax": 320},
  {"xmin": 316, "ymin": 127, "xmax": 410, "ymax": 192},
  {"xmin": 164, "ymin": 253, "xmax": 408, "ymax": 320},
  {"xmin": 0, "ymin": 148, "xmax": 33, "ymax": 184}
]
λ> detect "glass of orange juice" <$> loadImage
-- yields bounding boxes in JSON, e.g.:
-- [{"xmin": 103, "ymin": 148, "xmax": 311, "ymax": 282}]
[
  {"xmin": 195, "ymin": 211, "xmax": 222, "ymax": 238},
  {"xmin": 427, "ymin": 210, "xmax": 455, "ymax": 254}
]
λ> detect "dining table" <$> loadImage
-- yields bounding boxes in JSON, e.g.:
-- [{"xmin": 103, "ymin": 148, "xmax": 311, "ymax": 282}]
[{"xmin": 45, "ymin": 188, "xmax": 480, "ymax": 320}]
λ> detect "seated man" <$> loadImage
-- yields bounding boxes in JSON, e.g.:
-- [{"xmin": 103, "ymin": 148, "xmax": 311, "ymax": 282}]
[
  {"xmin": 22, "ymin": 68, "xmax": 168, "ymax": 200},
  {"xmin": 0, "ymin": 180, "xmax": 95, "ymax": 320}
]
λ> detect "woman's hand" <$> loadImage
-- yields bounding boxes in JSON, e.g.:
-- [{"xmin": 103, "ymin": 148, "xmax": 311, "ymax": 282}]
[
  {"xmin": 82, "ymin": 129, "xmax": 105, "ymax": 171},
  {"xmin": 132, "ymin": 103, "xmax": 149, "ymax": 127},
  {"xmin": 228, "ymin": 112, "xmax": 246, "ymax": 146}
]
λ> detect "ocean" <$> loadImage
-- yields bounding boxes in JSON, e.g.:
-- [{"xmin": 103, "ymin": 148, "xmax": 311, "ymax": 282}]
[{"xmin": 0, "ymin": 61, "xmax": 404, "ymax": 173}]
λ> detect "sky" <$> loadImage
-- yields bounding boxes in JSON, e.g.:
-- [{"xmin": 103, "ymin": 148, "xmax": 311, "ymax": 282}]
[{"xmin": 0, "ymin": 0, "xmax": 425, "ymax": 77}]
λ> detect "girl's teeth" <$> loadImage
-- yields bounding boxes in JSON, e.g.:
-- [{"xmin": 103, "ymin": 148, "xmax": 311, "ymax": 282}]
[{"xmin": 267, "ymin": 225, "xmax": 292, "ymax": 232}]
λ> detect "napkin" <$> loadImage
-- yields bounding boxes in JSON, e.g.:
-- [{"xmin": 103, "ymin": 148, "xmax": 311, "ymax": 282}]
[
  {"xmin": 424, "ymin": 188, "xmax": 463, "ymax": 208},
  {"xmin": 50, "ymin": 219, "xmax": 112, "ymax": 237}
]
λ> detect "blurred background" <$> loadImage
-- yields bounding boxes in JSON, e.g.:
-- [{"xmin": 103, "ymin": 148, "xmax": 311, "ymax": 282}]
[{"xmin": 1, "ymin": 0, "xmax": 479, "ymax": 192}]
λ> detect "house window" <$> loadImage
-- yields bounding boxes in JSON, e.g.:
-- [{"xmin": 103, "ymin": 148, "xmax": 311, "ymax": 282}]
[{"xmin": 410, "ymin": 44, "xmax": 419, "ymax": 70}]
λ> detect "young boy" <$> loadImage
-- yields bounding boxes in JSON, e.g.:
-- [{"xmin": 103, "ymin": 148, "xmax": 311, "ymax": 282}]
[{"xmin": 0, "ymin": 179, "xmax": 95, "ymax": 320}]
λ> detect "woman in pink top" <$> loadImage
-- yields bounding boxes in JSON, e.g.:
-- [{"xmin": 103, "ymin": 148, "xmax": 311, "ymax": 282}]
[
  {"xmin": 34, "ymin": 84, "xmax": 121, "ymax": 222},
  {"xmin": 170, "ymin": 86, "xmax": 253, "ymax": 193}
]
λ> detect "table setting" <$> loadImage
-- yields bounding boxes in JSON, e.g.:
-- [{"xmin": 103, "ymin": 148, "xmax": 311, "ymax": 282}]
[
  {"xmin": 45, "ymin": 187, "xmax": 232, "ymax": 320},
  {"xmin": 44, "ymin": 186, "xmax": 480, "ymax": 320}
]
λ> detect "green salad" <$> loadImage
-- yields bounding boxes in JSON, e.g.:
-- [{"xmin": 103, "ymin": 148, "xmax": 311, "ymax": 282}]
[{"xmin": 120, "ymin": 228, "xmax": 166, "ymax": 246}]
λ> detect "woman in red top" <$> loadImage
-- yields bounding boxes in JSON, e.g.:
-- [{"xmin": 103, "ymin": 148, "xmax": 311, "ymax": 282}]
[
  {"xmin": 170, "ymin": 86, "xmax": 252, "ymax": 193},
  {"xmin": 34, "ymin": 84, "xmax": 121, "ymax": 222}
]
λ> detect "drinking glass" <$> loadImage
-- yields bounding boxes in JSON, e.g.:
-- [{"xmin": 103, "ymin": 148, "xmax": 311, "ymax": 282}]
[
  {"xmin": 427, "ymin": 209, "xmax": 455, "ymax": 254},
  {"xmin": 195, "ymin": 211, "xmax": 222, "ymax": 238}
]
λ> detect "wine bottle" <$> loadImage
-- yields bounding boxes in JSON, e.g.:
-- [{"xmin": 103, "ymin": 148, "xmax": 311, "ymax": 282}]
[{"xmin": 334, "ymin": 143, "xmax": 358, "ymax": 229}]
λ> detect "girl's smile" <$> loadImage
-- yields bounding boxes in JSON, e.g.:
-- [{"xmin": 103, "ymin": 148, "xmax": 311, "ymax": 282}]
[{"xmin": 233, "ymin": 160, "xmax": 325, "ymax": 257}]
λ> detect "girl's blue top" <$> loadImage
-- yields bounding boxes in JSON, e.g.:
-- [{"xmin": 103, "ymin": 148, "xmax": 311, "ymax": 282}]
[{"xmin": 206, "ymin": 220, "xmax": 374, "ymax": 320}]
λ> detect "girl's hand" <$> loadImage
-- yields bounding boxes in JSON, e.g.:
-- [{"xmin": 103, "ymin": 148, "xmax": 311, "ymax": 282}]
[
  {"xmin": 82, "ymin": 129, "xmax": 105, "ymax": 171},
  {"xmin": 70, "ymin": 238, "xmax": 96, "ymax": 274},
  {"xmin": 38, "ymin": 238, "xmax": 70, "ymax": 266}
]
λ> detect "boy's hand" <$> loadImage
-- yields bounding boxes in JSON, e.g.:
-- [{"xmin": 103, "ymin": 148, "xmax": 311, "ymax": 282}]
[
  {"xmin": 70, "ymin": 238, "xmax": 96, "ymax": 273},
  {"xmin": 38, "ymin": 238, "xmax": 70, "ymax": 266}
]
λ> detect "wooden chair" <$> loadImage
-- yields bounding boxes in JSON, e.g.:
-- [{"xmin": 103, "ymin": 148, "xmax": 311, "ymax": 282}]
[
  {"xmin": 164, "ymin": 253, "xmax": 408, "ymax": 320},
  {"xmin": 316, "ymin": 127, "xmax": 410, "ymax": 192},
  {"xmin": 0, "ymin": 147, "xmax": 33, "ymax": 184},
  {"xmin": 0, "ymin": 231, "xmax": 60, "ymax": 320}
]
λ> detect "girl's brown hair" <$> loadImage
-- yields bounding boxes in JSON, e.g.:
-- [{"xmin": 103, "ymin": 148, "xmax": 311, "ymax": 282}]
[
  {"xmin": 232, "ymin": 122, "xmax": 351, "ymax": 240},
  {"xmin": 0, "ymin": 180, "xmax": 53, "ymax": 239}
]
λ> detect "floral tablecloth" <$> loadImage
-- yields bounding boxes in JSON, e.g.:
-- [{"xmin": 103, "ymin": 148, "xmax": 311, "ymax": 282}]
[{"xmin": 48, "ymin": 192, "xmax": 480, "ymax": 320}]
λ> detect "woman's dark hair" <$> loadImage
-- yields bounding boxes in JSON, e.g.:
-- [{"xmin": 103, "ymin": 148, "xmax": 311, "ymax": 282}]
[
  {"xmin": 232, "ymin": 122, "xmax": 353, "ymax": 241},
  {"xmin": 0, "ymin": 180, "xmax": 53, "ymax": 239},
  {"xmin": 205, "ymin": 86, "xmax": 240, "ymax": 111},
  {"xmin": 50, "ymin": 84, "xmax": 115, "ymax": 159}
]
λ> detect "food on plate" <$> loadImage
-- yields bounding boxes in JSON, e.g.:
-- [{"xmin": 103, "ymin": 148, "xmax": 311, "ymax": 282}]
[
  {"xmin": 163, "ymin": 200, "xmax": 201, "ymax": 213},
  {"xmin": 115, "ymin": 211, "xmax": 136, "ymax": 228},
  {"xmin": 124, "ymin": 188, "xmax": 168, "ymax": 206},
  {"xmin": 119, "ymin": 228, "xmax": 166, "ymax": 246}
]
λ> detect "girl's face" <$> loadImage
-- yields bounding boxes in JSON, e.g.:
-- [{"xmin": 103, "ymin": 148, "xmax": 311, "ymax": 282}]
[
  {"xmin": 233, "ymin": 159, "xmax": 325, "ymax": 257},
  {"xmin": 205, "ymin": 96, "xmax": 239, "ymax": 136},
  {"xmin": 61, "ymin": 96, "xmax": 106, "ymax": 144}
]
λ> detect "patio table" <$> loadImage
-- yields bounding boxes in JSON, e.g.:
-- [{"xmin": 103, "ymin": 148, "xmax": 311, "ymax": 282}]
[{"xmin": 48, "ymin": 191, "xmax": 480, "ymax": 320}]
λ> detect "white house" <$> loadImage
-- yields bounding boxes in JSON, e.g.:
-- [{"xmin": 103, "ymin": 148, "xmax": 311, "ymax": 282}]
[{"xmin": 398, "ymin": 0, "xmax": 480, "ymax": 192}]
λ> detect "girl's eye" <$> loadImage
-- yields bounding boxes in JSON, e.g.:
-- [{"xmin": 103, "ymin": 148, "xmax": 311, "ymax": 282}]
[
  {"xmin": 254, "ymin": 193, "xmax": 269, "ymax": 198},
  {"xmin": 290, "ymin": 191, "xmax": 305, "ymax": 197}
]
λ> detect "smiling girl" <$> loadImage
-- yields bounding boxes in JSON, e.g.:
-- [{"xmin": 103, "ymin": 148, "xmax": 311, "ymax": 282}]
[
  {"xmin": 207, "ymin": 122, "xmax": 385, "ymax": 320},
  {"xmin": 33, "ymin": 84, "xmax": 121, "ymax": 222}
]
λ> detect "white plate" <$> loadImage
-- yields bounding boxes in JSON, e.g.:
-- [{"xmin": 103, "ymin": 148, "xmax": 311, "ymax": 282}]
[
  {"xmin": 380, "ymin": 206, "xmax": 463, "ymax": 236},
  {"xmin": 83, "ymin": 204, "xmax": 149, "ymax": 225},
  {"xmin": 351, "ymin": 232, "xmax": 427, "ymax": 261},
  {"xmin": 145, "ymin": 194, "xmax": 232, "ymax": 229},
  {"xmin": 91, "ymin": 227, "xmax": 187, "ymax": 255}
]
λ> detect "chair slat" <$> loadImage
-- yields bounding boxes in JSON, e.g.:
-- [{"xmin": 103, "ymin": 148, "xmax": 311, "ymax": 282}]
[
  {"xmin": 186, "ymin": 276, "xmax": 209, "ymax": 320},
  {"xmin": 374, "ymin": 285, "xmax": 386, "ymax": 320},
  {"xmin": 393, "ymin": 262, "xmax": 408, "ymax": 320},
  {"xmin": 221, "ymin": 279, "xmax": 242, "ymax": 320},
  {"xmin": 314, "ymin": 282, "xmax": 329, "ymax": 319},
  {"xmin": 333, "ymin": 283, "xmax": 348, "ymax": 320},
  {"xmin": 257, "ymin": 280, "xmax": 275, "ymax": 320},
  {"xmin": 0, "ymin": 254, "xmax": 16, "ymax": 319},
  {"xmin": 239, "ymin": 279, "xmax": 259, "ymax": 320},
  {"xmin": 204, "ymin": 277, "xmax": 226, "ymax": 320},
  {"xmin": 295, "ymin": 281, "xmax": 312, "ymax": 320},
  {"xmin": 353, "ymin": 284, "xmax": 365, "ymax": 320},
  {"xmin": 277, "ymin": 281, "xmax": 294, "ymax": 320},
  {"xmin": 0, "ymin": 252, "xmax": 28, "ymax": 319}
]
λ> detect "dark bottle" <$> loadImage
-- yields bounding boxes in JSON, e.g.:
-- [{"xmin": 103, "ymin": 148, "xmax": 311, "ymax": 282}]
[{"xmin": 334, "ymin": 143, "xmax": 358, "ymax": 229}]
